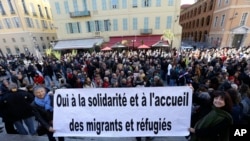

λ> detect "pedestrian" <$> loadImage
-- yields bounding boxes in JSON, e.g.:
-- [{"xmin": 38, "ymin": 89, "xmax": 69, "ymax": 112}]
[
  {"xmin": 31, "ymin": 85, "xmax": 64, "ymax": 141},
  {"xmin": 188, "ymin": 90, "xmax": 233, "ymax": 141},
  {"xmin": 0, "ymin": 83, "xmax": 35, "ymax": 135}
]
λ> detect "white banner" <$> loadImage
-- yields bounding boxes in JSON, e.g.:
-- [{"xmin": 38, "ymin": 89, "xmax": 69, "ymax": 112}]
[{"xmin": 53, "ymin": 86, "xmax": 192, "ymax": 137}]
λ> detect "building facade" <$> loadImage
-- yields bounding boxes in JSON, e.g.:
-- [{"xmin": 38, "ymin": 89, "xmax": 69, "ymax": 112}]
[
  {"xmin": 49, "ymin": 0, "xmax": 182, "ymax": 49},
  {"xmin": 0, "ymin": 0, "xmax": 57, "ymax": 57},
  {"xmin": 180, "ymin": 0, "xmax": 216, "ymax": 48},
  {"xmin": 210, "ymin": 0, "xmax": 250, "ymax": 48}
]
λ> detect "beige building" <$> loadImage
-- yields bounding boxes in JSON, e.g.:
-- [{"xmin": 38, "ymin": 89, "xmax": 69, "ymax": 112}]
[
  {"xmin": 49, "ymin": 0, "xmax": 182, "ymax": 49},
  {"xmin": 0, "ymin": 0, "xmax": 57, "ymax": 57},
  {"xmin": 210, "ymin": 0, "xmax": 250, "ymax": 48}
]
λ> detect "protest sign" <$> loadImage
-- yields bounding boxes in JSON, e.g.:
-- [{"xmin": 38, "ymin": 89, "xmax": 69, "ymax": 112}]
[{"xmin": 53, "ymin": 86, "xmax": 192, "ymax": 137}]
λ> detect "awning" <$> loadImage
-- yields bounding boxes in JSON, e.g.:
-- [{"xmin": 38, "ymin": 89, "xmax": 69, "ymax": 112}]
[
  {"xmin": 53, "ymin": 38, "xmax": 104, "ymax": 50},
  {"xmin": 108, "ymin": 35, "xmax": 162, "ymax": 47}
]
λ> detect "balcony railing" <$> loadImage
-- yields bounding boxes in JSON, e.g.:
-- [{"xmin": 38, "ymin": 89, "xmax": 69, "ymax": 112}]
[
  {"xmin": 140, "ymin": 28, "xmax": 152, "ymax": 34},
  {"xmin": 70, "ymin": 10, "xmax": 91, "ymax": 18}
]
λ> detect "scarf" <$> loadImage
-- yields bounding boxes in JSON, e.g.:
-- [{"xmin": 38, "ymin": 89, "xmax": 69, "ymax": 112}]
[
  {"xmin": 191, "ymin": 106, "xmax": 233, "ymax": 141},
  {"xmin": 35, "ymin": 94, "xmax": 53, "ymax": 112}
]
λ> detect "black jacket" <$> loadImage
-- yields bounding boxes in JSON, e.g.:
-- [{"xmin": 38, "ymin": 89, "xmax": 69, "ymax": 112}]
[{"xmin": 0, "ymin": 90, "xmax": 34, "ymax": 122}]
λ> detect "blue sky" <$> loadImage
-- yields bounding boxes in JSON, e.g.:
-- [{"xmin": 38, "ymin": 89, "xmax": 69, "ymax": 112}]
[{"xmin": 181, "ymin": 0, "xmax": 195, "ymax": 5}]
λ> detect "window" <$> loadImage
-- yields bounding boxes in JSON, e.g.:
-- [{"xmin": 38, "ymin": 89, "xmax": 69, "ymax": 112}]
[
  {"xmin": 201, "ymin": 17, "xmax": 204, "ymax": 26},
  {"xmin": 220, "ymin": 15, "xmax": 225, "ymax": 26},
  {"xmin": 111, "ymin": 0, "xmax": 118, "ymax": 9},
  {"xmin": 156, "ymin": 0, "xmax": 161, "ymax": 7},
  {"xmin": 132, "ymin": 0, "xmax": 138, "ymax": 8},
  {"xmin": 30, "ymin": 3, "xmax": 35, "ymax": 14},
  {"xmin": 55, "ymin": 2, "xmax": 61, "ymax": 14},
  {"xmin": 95, "ymin": 20, "xmax": 100, "ymax": 31},
  {"xmin": 25, "ymin": 17, "xmax": 34, "ymax": 28},
  {"xmin": 36, "ymin": 45, "xmax": 41, "ymax": 52},
  {"xmin": 45, "ymin": 7, "xmax": 50, "ymax": 18},
  {"xmin": 12, "ymin": 17, "xmax": 21, "ymax": 28},
  {"xmin": 21, "ymin": 37, "xmax": 25, "ymax": 42},
  {"xmin": 86, "ymin": 21, "xmax": 94, "ymax": 32},
  {"xmin": 196, "ymin": 19, "xmax": 199, "ymax": 27},
  {"xmin": 122, "ymin": 0, "xmax": 127, "ymax": 9},
  {"xmin": 214, "ymin": 16, "xmax": 218, "ymax": 27},
  {"xmin": 64, "ymin": 1, "xmax": 69, "ymax": 13},
  {"xmin": 47, "ymin": 36, "xmax": 49, "ymax": 40},
  {"xmin": 92, "ymin": 0, "xmax": 97, "ymax": 10},
  {"xmin": 12, "ymin": 38, "xmax": 15, "ymax": 42},
  {"xmin": 240, "ymin": 13, "xmax": 248, "ymax": 26},
  {"xmin": 0, "ymin": 1, "xmax": 6, "ymax": 15},
  {"xmin": 218, "ymin": 0, "xmax": 221, "ymax": 7},
  {"xmin": 166, "ymin": 16, "xmax": 172, "ymax": 29},
  {"xmin": 66, "ymin": 22, "xmax": 82, "ymax": 33},
  {"xmin": 15, "ymin": 47, "xmax": 20, "ymax": 54},
  {"xmin": 122, "ymin": 18, "xmax": 128, "ymax": 31},
  {"xmin": 82, "ymin": 0, "xmax": 87, "ymax": 10},
  {"xmin": 42, "ymin": 45, "xmax": 46, "ymax": 50},
  {"xmin": 113, "ymin": 19, "xmax": 118, "ymax": 31},
  {"xmin": 3, "ymin": 39, "xmax": 6, "ymax": 43},
  {"xmin": 0, "ymin": 20, "xmax": 3, "ymax": 29},
  {"xmin": 133, "ymin": 18, "xmax": 138, "ymax": 30},
  {"xmin": 23, "ymin": 46, "xmax": 29, "ymax": 54},
  {"xmin": 6, "ymin": 47, "xmax": 12, "ymax": 54},
  {"xmin": 104, "ymin": 20, "xmax": 110, "ymax": 31},
  {"xmin": 206, "ymin": 16, "xmax": 210, "ymax": 25},
  {"xmin": 22, "ymin": 0, "xmax": 28, "ymax": 14},
  {"xmin": 142, "ymin": 0, "xmax": 151, "ymax": 7},
  {"xmin": 102, "ymin": 0, "xmax": 107, "ymax": 10},
  {"xmin": 41, "ymin": 20, "xmax": 48, "ymax": 29},
  {"xmin": 40, "ymin": 37, "xmax": 43, "ymax": 41},
  {"xmin": 8, "ymin": 0, "xmax": 15, "ymax": 13},
  {"xmin": 168, "ymin": 0, "xmax": 174, "ymax": 6},
  {"xmin": 73, "ymin": 0, "xmax": 78, "ymax": 12},
  {"xmin": 38, "ymin": 5, "xmax": 43, "ymax": 17},
  {"xmin": 144, "ymin": 17, "xmax": 149, "ymax": 29},
  {"xmin": 225, "ymin": 0, "xmax": 229, "ymax": 4},
  {"xmin": 4, "ymin": 18, "xmax": 12, "ymax": 28},
  {"xmin": 155, "ymin": 17, "xmax": 160, "ymax": 29},
  {"xmin": 35, "ymin": 19, "xmax": 40, "ymax": 28}
]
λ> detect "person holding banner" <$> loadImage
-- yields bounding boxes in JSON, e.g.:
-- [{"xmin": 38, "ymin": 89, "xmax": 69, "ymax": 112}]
[
  {"xmin": 188, "ymin": 90, "xmax": 233, "ymax": 141},
  {"xmin": 31, "ymin": 85, "xmax": 64, "ymax": 141}
]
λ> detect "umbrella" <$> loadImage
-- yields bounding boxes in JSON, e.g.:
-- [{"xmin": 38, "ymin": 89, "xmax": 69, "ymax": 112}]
[
  {"xmin": 137, "ymin": 44, "xmax": 150, "ymax": 49},
  {"xmin": 101, "ymin": 46, "xmax": 112, "ymax": 51}
]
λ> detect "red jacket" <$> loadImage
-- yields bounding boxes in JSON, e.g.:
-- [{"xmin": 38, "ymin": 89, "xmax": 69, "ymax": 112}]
[{"xmin": 34, "ymin": 75, "xmax": 44, "ymax": 84}]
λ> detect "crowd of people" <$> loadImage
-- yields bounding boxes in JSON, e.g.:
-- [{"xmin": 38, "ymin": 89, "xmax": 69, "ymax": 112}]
[{"xmin": 0, "ymin": 46, "xmax": 250, "ymax": 141}]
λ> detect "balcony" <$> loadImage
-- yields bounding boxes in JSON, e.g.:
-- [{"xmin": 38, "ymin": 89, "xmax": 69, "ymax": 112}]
[
  {"xmin": 140, "ymin": 28, "xmax": 152, "ymax": 34},
  {"xmin": 70, "ymin": 10, "xmax": 91, "ymax": 18}
]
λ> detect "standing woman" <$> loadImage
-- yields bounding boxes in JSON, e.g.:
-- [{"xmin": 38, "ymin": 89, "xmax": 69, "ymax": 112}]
[
  {"xmin": 189, "ymin": 90, "xmax": 233, "ymax": 141},
  {"xmin": 31, "ymin": 85, "xmax": 64, "ymax": 141}
]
